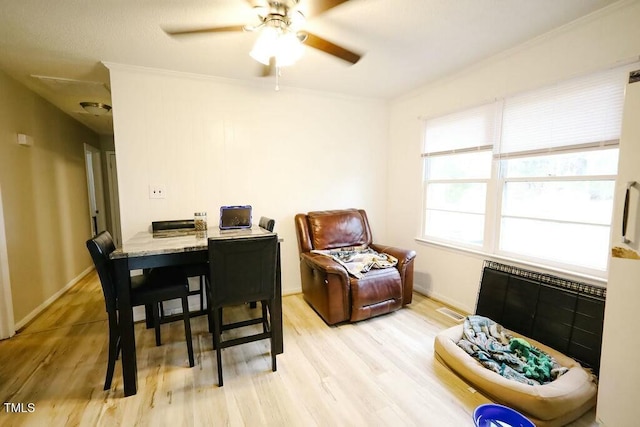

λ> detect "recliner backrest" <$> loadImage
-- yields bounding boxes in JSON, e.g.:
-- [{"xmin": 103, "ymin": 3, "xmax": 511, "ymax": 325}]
[
  {"xmin": 297, "ymin": 209, "xmax": 373, "ymax": 252},
  {"xmin": 86, "ymin": 231, "xmax": 117, "ymax": 313}
]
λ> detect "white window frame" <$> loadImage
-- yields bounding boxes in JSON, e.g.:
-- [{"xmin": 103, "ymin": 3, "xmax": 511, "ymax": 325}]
[
  {"xmin": 419, "ymin": 64, "xmax": 636, "ymax": 280},
  {"xmin": 421, "ymin": 146, "xmax": 493, "ymax": 251},
  {"xmin": 493, "ymin": 144, "xmax": 619, "ymax": 276}
]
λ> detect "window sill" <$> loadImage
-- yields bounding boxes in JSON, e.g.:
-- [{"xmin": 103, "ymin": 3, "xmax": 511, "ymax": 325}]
[{"xmin": 414, "ymin": 237, "xmax": 607, "ymax": 287}]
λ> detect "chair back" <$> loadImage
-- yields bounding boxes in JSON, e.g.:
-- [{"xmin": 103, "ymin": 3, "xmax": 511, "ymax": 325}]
[
  {"xmin": 152, "ymin": 219, "xmax": 195, "ymax": 232},
  {"xmin": 208, "ymin": 235, "xmax": 277, "ymax": 308},
  {"xmin": 258, "ymin": 216, "xmax": 275, "ymax": 232},
  {"xmin": 294, "ymin": 209, "xmax": 373, "ymax": 253},
  {"xmin": 86, "ymin": 231, "xmax": 117, "ymax": 313}
]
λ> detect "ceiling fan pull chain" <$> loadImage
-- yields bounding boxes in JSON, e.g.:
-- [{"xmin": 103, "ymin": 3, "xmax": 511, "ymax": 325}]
[{"xmin": 275, "ymin": 65, "xmax": 280, "ymax": 91}]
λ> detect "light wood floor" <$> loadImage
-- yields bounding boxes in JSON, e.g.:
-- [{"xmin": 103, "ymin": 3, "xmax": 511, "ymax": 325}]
[{"xmin": 0, "ymin": 271, "xmax": 598, "ymax": 426}]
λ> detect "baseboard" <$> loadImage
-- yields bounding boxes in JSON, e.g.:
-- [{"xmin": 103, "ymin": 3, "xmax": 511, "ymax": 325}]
[
  {"xmin": 15, "ymin": 266, "xmax": 94, "ymax": 331},
  {"xmin": 413, "ymin": 282, "xmax": 472, "ymax": 315}
]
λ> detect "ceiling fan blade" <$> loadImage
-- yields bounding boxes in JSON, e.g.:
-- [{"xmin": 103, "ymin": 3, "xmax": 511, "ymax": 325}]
[
  {"xmin": 302, "ymin": 0, "xmax": 351, "ymax": 18},
  {"xmin": 301, "ymin": 32, "xmax": 361, "ymax": 64},
  {"xmin": 164, "ymin": 25, "xmax": 246, "ymax": 36}
]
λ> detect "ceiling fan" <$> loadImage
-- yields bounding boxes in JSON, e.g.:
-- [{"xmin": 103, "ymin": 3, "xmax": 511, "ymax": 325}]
[{"xmin": 163, "ymin": 0, "xmax": 362, "ymax": 75}]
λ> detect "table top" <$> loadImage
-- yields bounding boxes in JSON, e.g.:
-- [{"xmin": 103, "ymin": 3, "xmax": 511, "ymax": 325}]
[{"xmin": 111, "ymin": 226, "xmax": 276, "ymax": 259}]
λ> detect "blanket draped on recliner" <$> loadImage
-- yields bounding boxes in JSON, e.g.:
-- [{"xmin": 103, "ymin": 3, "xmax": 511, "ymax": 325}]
[
  {"xmin": 456, "ymin": 315, "xmax": 568, "ymax": 385},
  {"xmin": 311, "ymin": 246, "xmax": 398, "ymax": 279}
]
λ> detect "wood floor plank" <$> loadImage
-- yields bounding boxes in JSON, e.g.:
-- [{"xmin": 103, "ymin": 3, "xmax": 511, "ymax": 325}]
[{"xmin": 0, "ymin": 270, "xmax": 598, "ymax": 426}]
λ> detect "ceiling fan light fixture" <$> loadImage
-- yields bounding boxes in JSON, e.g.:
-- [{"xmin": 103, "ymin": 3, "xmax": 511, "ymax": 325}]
[
  {"xmin": 250, "ymin": 26, "xmax": 279, "ymax": 65},
  {"xmin": 275, "ymin": 30, "xmax": 304, "ymax": 66},
  {"xmin": 80, "ymin": 101, "xmax": 112, "ymax": 116},
  {"xmin": 250, "ymin": 27, "xmax": 304, "ymax": 67}
]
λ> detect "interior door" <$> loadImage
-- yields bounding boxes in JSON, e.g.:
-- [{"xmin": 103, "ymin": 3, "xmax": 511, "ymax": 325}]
[{"xmin": 84, "ymin": 144, "xmax": 106, "ymax": 236}]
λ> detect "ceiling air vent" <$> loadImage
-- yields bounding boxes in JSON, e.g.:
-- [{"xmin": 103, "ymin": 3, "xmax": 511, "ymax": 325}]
[{"xmin": 30, "ymin": 75, "xmax": 111, "ymax": 98}]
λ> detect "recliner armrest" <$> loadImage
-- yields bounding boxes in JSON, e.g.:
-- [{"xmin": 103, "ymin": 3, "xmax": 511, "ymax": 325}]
[
  {"xmin": 370, "ymin": 243, "xmax": 416, "ymax": 306},
  {"xmin": 300, "ymin": 252, "xmax": 350, "ymax": 281},
  {"xmin": 370, "ymin": 244, "xmax": 416, "ymax": 266},
  {"xmin": 299, "ymin": 252, "xmax": 351, "ymax": 324}
]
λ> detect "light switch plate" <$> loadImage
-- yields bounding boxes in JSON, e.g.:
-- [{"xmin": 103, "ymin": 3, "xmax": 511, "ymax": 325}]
[
  {"xmin": 149, "ymin": 185, "xmax": 166, "ymax": 199},
  {"xmin": 17, "ymin": 133, "xmax": 34, "ymax": 147}
]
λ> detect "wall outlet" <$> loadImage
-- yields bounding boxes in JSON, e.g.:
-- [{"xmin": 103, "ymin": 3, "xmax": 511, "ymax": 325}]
[{"xmin": 149, "ymin": 185, "xmax": 166, "ymax": 199}]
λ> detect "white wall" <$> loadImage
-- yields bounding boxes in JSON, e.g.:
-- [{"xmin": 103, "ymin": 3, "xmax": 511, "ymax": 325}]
[
  {"xmin": 108, "ymin": 64, "xmax": 389, "ymax": 295},
  {"xmin": 387, "ymin": 0, "xmax": 640, "ymax": 312}
]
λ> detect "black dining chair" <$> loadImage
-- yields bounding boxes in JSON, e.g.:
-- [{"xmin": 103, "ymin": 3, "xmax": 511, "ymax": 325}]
[
  {"xmin": 152, "ymin": 219, "xmax": 208, "ymax": 315},
  {"xmin": 248, "ymin": 216, "xmax": 276, "ymax": 309},
  {"xmin": 258, "ymin": 216, "xmax": 275, "ymax": 233},
  {"xmin": 207, "ymin": 234, "xmax": 278, "ymax": 386},
  {"xmin": 86, "ymin": 231, "xmax": 195, "ymax": 391}
]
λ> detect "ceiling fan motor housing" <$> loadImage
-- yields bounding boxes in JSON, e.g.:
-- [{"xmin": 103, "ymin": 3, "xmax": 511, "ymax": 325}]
[{"xmin": 259, "ymin": 0, "xmax": 302, "ymax": 29}]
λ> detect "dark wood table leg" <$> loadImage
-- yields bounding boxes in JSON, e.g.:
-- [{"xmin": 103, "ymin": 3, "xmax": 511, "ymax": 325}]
[
  {"xmin": 113, "ymin": 257, "xmax": 138, "ymax": 396},
  {"xmin": 273, "ymin": 242, "xmax": 283, "ymax": 354}
]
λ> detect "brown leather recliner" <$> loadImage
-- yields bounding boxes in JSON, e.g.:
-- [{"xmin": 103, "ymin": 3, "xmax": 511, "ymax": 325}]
[{"xmin": 294, "ymin": 209, "xmax": 416, "ymax": 325}]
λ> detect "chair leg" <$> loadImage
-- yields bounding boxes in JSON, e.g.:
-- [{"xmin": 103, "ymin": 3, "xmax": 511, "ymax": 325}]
[
  {"xmin": 271, "ymin": 337, "xmax": 277, "ymax": 373},
  {"xmin": 268, "ymin": 300, "xmax": 276, "ymax": 372},
  {"xmin": 208, "ymin": 304, "xmax": 222, "ymax": 350},
  {"xmin": 208, "ymin": 310, "xmax": 214, "ymax": 336},
  {"xmin": 181, "ymin": 295, "xmax": 195, "ymax": 368},
  {"xmin": 144, "ymin": 304, "xmax": 154, "ymax": 329},
  {"xmin": 153, "ymin": 302, "xmax": 161, "ymax": 346},
  {"xmin": 261, "ymin": 301, "xmax": 268, "ymax": 333},
  {"xmin": 211, "ymin": 306, "xmax": 223, "ymax": 340},
  {"xmin": 159, "ymin": 301, "xmax": 166, "ymax": 321},
  {"xmin": 205, "ymin": 277, "xmax": 214, "ymax": 334},
  {"xmin": 104, "ymin": 315, "xmax": 119, "ymax": 390},
  {"xmin": 212, "ymin": 307, "xmax": 223, "ymax": 386},
  {"xmin": 199, "ymin": 275, "xmax": 205, "ymax": 311}
]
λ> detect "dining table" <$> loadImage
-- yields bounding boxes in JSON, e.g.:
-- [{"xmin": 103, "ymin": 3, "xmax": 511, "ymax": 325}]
[{"xmin": 110, "ymin": 225, "xmax": 283, "ymax": 396}]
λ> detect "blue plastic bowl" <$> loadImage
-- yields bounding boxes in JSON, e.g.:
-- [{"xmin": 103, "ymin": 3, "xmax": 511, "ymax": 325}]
[{"xmin": 473, "ymin": 404, "xmax": 535, "ymax": 427}]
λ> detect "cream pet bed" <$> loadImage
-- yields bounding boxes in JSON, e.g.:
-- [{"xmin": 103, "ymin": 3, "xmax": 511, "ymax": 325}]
[{"xmin": 435, "ymin": 323, "xmax": 597, "ymax": 427}]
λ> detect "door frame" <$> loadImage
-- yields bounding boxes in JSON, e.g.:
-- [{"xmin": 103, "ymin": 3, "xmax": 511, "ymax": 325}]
[
  {"xmin": 84, "ymin": 143, "xmax": 107, "ymax": 236},
  {"xmin": 0, "ymin": 183, "xmax": 15, "ymax": 339},
  {"xmin": 106, "ymin": 151, "xmax": 122, "ymax": 247}
]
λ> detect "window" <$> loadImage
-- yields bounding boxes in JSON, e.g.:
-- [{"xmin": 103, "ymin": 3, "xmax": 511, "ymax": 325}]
[
  {"xmin": 422, "ymin": 103, "xmax": 498, "ymax": 247},
  {"xmin": 421, "ymin": 65, "xmax": 633, "ymax": 277},
  {"xmin": 498, "ymin": 149, "xmax": 618, "ymax": 272}
]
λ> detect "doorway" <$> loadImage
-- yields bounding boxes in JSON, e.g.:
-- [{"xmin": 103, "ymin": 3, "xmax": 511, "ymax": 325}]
[{"xmin": 84, "ymin": 144, "xmax": 106, "ymax": 236}]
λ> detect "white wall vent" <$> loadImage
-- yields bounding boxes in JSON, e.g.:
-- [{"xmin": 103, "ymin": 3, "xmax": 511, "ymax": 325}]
[{"xmin": 436, "ymin": 307, "xmax": 465, "ymax": 323}]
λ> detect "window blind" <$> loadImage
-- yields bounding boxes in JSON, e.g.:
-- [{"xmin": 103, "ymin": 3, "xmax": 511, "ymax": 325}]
[
  {"xmin": 423, "ymin": 102, "xmax": 499, "ymax": 156},
  {"xmin": 499, "ymin": 67, "xmax": 628, "ymax": 156}
]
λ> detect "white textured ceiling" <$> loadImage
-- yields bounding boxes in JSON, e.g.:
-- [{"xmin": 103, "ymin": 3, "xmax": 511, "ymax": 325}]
[{"xmin": 0, "ymin": 0, "xmax": 620, "ymax": 135}]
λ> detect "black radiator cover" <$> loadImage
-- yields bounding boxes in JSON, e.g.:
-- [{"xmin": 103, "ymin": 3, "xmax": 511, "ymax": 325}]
[{"xmin": 476, "ymin": 262, "xmax": 606, "ymax": 374}]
